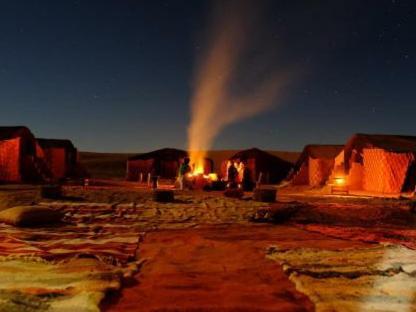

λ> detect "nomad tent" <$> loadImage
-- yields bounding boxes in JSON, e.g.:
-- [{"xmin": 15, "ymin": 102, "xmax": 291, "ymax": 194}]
[
  {"xmin": 221, "ymin": 148, "xmax": 293, "ymax": 184},
  {"xmin": 0, "ymin": 126, "xmax": 49, "ymax": 183},
  {"xmin": 127, "ymin": 148, "xmax": 188, "ymax": 180},
  {"xmin": 337, "ymin": 134, "xmax": 416, "ymax": 194},
  {"xmin": 291, "ymin": 145, "xmax": 344, "ymax": 187},
  {"xmin": 37, "ymin": 139, "xmax": 79, "ymax": 180},
  {"xmin": 128, "ymin": 148, "xmax": 215, "ymax": 181}
]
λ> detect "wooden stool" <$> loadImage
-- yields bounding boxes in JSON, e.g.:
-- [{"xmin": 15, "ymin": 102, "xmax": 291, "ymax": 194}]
[{"xmin": 153, "ymin": 189, "xmax": 174, "ymax": 203}]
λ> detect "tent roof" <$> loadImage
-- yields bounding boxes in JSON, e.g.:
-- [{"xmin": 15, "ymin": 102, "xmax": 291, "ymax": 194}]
[
  {"xmin": 343, "ymin": 133, "xmax": 416, "ymax": 170},
  {"xmin": 294, "ymin": 144, "xmax": 344, "ymax": 170},
  {"xmin": 228, "ymin": 148, "xmax": 293, "ymax": 183},
  {"xmin": 230, "ymin": 148, "xmax": 292, "ymax": 165},
  {"xmin": 303, "ymin": 145, "xmax": 344, "ymax": 159},
  {"xmin": 37, "ymin": 138, "xmax": 76, "ymax": 150},
  {"xmin": 0, "ymin": 126, "xmax": 33, "ymax": 140},
  {"xmin": 128, "ymin": 148, "xmax": 188, "ymax": 161},
  {"xmin": 345, "ymin": 133, "xmax": 416, "ymax": 154}
]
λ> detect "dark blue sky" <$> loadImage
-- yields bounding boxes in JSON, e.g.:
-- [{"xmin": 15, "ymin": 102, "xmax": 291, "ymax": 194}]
[{"xmin": 0, "ymin": 0, "xmax": 415, "ymax": 152}]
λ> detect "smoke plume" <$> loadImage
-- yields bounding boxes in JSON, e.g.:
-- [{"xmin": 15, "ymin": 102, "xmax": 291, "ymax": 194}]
[{"xmin": 188, "ymin": 0, "xmax": 291, "ymax": 172}]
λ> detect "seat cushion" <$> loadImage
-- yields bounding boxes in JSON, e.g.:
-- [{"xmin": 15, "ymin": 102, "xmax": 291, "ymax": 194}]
[{"xmin": 0, "ymin": 206, "xmax": 63, "ymax": 227}]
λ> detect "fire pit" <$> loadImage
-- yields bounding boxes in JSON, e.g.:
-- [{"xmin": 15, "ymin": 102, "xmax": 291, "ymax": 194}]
[{"xmin": 187, "ymin": 172, "xmax": 219, "ymax": 189}]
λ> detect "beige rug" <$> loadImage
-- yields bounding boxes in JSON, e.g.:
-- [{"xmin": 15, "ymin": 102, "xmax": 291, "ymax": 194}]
[{"xmin": 267, "ymin": 245, "xmax": 416, "ymax": 312}]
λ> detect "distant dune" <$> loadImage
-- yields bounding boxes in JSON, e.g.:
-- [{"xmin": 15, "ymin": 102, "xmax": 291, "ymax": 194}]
[{"xmin": 79, "ymin": 150, "xmax": 301, "ymax": 180}]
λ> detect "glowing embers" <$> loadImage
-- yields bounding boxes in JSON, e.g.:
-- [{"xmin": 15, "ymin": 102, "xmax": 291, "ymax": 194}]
[
  {"xmin": 187, "ymin": 172, "xmax": 219, "ymax": 189},
  {"xmin": 188, "ymin": 172, "xmax": 218, "ymax": 181}
]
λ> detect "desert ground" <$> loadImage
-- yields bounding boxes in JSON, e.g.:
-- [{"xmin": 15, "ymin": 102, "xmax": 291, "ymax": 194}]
[{"xmin": 0, "ymin": 152, "xmax": 415, "ymax": 311}]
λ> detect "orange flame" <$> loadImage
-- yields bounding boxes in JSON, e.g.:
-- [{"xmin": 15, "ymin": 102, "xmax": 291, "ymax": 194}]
[{"xmin": 189, "ymin": 150, "xmax": 206, "ymax": 175}]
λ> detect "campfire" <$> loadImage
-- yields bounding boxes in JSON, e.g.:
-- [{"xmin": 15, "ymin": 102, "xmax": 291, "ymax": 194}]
[
  {"xmin": 186, "ymin": 156, "xmax": 219, "ymax": 189},
  {"xmin": 188, "ymin": 170, "xmax": 219, "ymax": 189}
]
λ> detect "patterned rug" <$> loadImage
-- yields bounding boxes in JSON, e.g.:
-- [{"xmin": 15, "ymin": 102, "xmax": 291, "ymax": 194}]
[
  {"xmin": 0, "ymin": 202, "xmax": 144, "ymax": 311},
  {"xmin": 0, "ymin": 202, "xmax": 143, "ymax": 265},
  {"xmin": 300, "ymin": 224, "xmax": 416, "ymax": 250}
]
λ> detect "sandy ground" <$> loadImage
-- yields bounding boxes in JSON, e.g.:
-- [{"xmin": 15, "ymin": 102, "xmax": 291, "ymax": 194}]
[{"xmin": 1, "ymin": 184, "xmax": 416, "ymax": 311}]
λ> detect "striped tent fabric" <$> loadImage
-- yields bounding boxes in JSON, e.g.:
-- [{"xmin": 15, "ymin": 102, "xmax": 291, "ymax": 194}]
[
  {"xmin": 309, "ymin": 157, "xmax": 335, "ymax": 187},
  {"xmin": 363, "ymin": 148, "xmax": 414, "ymax": 194},
  {"xmin": 0, "ymin": 138, "xmax": 21, "ymax": 182},
  {"xmin": 347, "ymin": 162, "xmax": 364, "ymax": 190},
  {"xmin": 292, "ymin": 145, "xmax": 344, "ymax": 186},
  {"xmin": 292, "ymin": 162, "xmax": 309, "ymax": 185}
]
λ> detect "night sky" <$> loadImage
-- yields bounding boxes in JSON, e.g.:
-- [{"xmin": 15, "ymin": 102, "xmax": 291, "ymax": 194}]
[{"xmin": 0, "ymin": 0, "xmax": 415, "ymax": 152}]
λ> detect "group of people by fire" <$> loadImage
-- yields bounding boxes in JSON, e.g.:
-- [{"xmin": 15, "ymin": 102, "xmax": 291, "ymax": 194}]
[
  {"xmin": 224, "ymin": 160, "xmax": 254, "ymax": 191},
  {"xmin": 177, "ymin": 157, "xmax": 254, "ymax": 191}
]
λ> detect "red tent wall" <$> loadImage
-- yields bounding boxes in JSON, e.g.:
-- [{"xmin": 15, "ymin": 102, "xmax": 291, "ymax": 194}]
[
  {"xmin": 291, "ymin": 162, "xmax": 309, "ymax": 185},
  {"xmin": 347, "ymin": 162, "xmax": 363, "ymax": 190},
  {"xmin": 43, "ymin": 147, "xmax": 67, "ymax": 179},
  {"xmin": 0, "ymin": 138, "xmax": 21, "ymax": 182},
  {"xmin": 363, "ymin": 148, "xmax": 414, "ymax": 194},
  {"xmin": 292, "ymin": 158, "xmax": 334, "ymax": 186},
  {"xmin": 220, "ymin": 160, "xmax": 228, "ymax": 180},
  {"xmin": 127, "ymin": 159, "xmax": 154, "ymax": 181},
  {"xmin": 309, "ymin": 157, "xmax": 334, "ymax": 187},
  {"xmin": 36, "ymin": 142, "xmax": 45, "ymax": 159},
  {"xmin": 159, "ymin": 160, "xmax": 180, "ymax": 178}
]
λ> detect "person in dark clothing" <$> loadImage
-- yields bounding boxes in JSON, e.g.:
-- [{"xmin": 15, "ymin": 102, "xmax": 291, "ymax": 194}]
[
  {"xmin": 227, "ymin": 161, "xmax": 238, "ymax": 189},
  {"xmin": 242, "ymin": 166, "xmax": 254, "ymax": 191},
  {"xmin": 178, "ymin": 157, "xmax": 192, "ymax": 190}
]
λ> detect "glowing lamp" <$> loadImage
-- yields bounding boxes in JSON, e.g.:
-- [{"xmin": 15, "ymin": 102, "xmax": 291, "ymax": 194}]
[{"xmin": 334, "ymin": 176, "xmax": 346, "ymax": 186}]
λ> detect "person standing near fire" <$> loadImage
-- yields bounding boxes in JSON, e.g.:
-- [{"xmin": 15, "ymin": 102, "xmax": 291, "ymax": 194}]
[
  {"xmin": 178, "ymin": 157, "xmax": 192, "ymax": 190},
  {"xmin": 227, "ymin": 161, "xmax": 238, "ymax": 189},
  {"xmin": 237, "ymin": 160, "xmax": 244, "ymax": 185},
  {"xmin": 242, "ymin": 165, "xmax": 254, "ymax": 191}
]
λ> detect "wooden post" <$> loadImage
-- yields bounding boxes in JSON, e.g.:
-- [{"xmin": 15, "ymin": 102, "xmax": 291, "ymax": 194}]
[{"xmin": 256, "ymin": 172, "xmax": 263, "ymax": 188}]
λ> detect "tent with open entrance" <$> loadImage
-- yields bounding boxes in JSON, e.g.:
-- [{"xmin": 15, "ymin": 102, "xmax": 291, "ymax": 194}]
[
  {"xmin": 127, "ymin": 148, "xmax": 213, "ymax": 181},
  {"xmin": 221, "ymin": 148, "xmax": 293, "ymax": 184},
  {"xmin": 36, "ymin": 139, "xmax": 79, "ymax": 180},
  {"xmin": 291, "ymin": 145, "xmax": 344, "ymax": 187},
  {"xmin": 337, "ymin": 133, "xmax": 416, "ymax": 194}
]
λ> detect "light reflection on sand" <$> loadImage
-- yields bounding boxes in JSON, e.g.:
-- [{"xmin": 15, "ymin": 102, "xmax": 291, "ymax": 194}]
[{"xmin": 268, "ymin": 245, "xmax": 416, "ymax": 311}]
